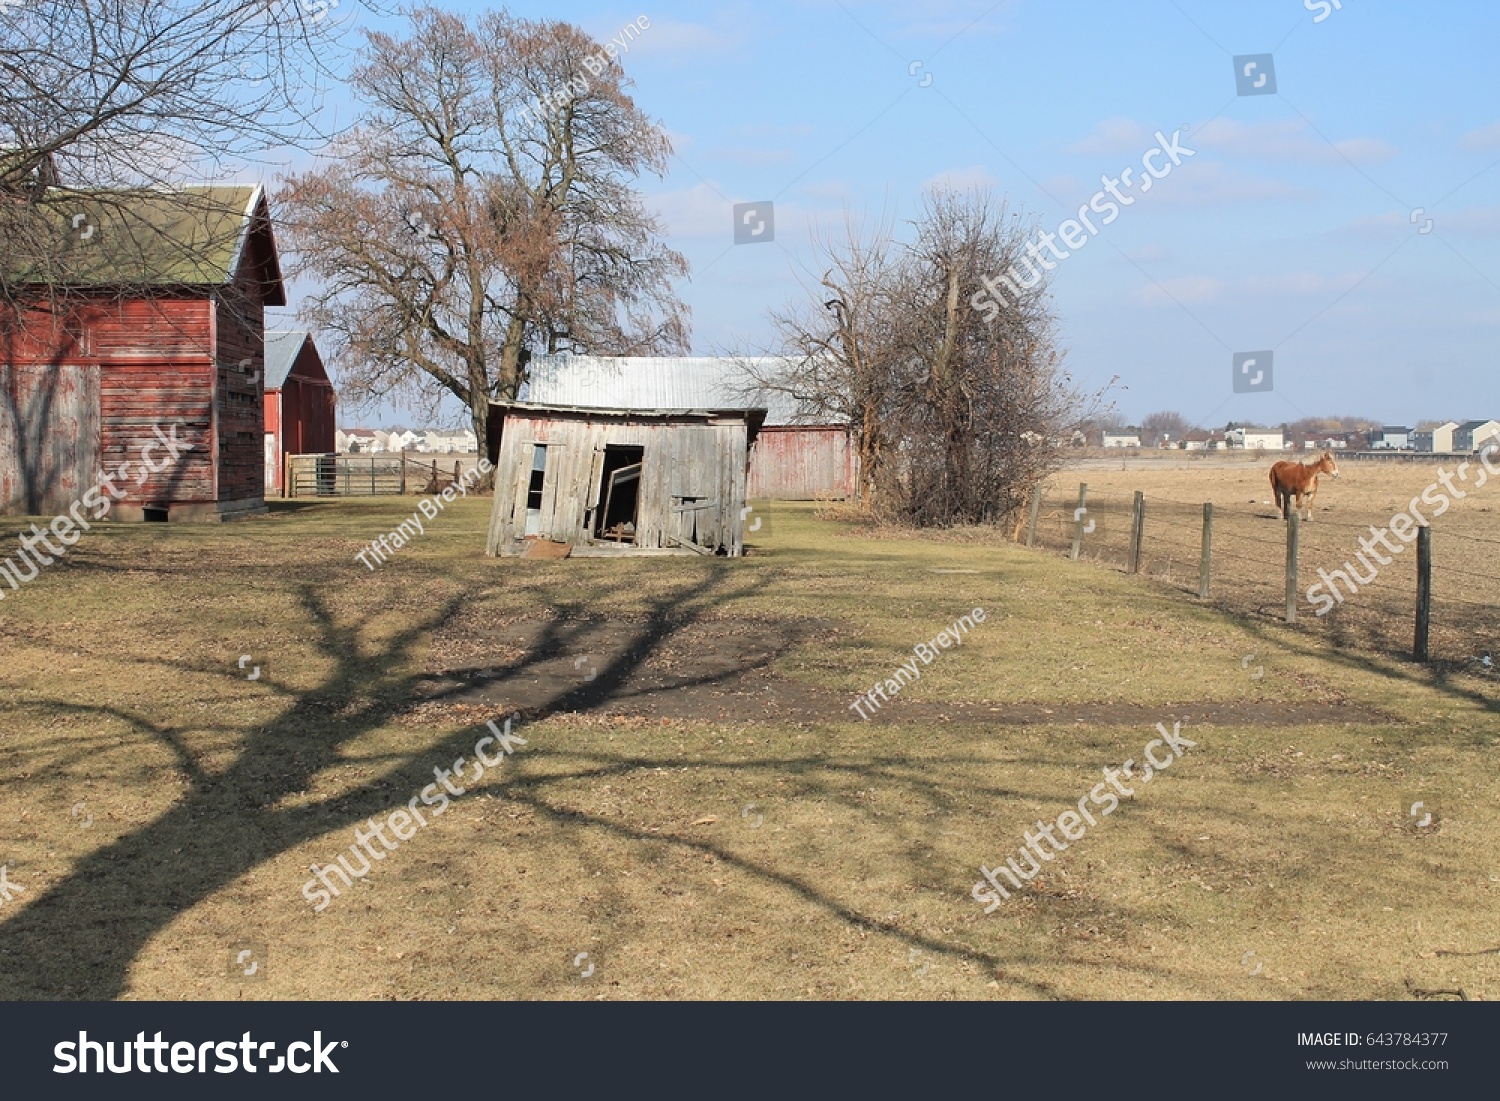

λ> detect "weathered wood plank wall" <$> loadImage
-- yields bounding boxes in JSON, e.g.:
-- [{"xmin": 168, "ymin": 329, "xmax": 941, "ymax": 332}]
[{"xmin": 484, "ymin": 409, "xmax": 753, "ymax": 556}]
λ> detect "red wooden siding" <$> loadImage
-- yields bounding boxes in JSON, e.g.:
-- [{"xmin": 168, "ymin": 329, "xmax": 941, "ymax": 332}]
[
  {"xmin": 746, "ymin": 425, "xmax": 856, "ymax": 500},
  {"xmin": 96, "ymin": 298, "xmax": 216, "ymax": 504},
  {"xmin": 0, "ymin": 186, "xmax": 282, "ymax": 519},
  {"xmin": 263, "ymin": 338, "xmax": 335, "ymax": 495}
]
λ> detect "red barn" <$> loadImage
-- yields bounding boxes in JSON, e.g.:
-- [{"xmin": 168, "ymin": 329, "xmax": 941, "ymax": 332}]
[
  {"xmin": 1, "ymin": 185, "xmax": 284, "ymax": 521},
  {"xmin": 262, "ymin": 330, "xmax": 336, "ymax": 496}
]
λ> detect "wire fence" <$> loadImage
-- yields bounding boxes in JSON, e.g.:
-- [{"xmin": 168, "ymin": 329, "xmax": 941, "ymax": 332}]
[{"xmin": 1020, "ymin": 481, "xmax": 1500, "ymax": 666}]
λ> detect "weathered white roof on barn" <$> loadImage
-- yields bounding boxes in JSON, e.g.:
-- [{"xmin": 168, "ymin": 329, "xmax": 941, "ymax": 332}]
[{"xmin": 521, "ymin": 355, "xmax": 839, "ymax": 427}]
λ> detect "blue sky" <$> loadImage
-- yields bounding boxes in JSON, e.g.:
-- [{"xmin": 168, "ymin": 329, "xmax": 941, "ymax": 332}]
[{"xmin": 263, "ymin": 0, "xmax": 1500, "ymax": 430}]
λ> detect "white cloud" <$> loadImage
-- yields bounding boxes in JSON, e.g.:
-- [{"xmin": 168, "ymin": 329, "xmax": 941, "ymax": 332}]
[
  {"xmin": 732, "ymin": 122, "xmax": 816, "ymax": 139},
  {"xmin": 646, "ymin": 182, "xmax": 734, "ymax": 239},
  {"xmin": 709, "ymin": 146, "xmax": 798, "ymax": 167},
  {"xmin": 1064, "ymin": 117, "xmax": 1151, "ymax": 156},
  {"xmin": 1344, "ymin": 204, "xmax": 1500, "ymax": 238},
  {"xmin": 1238, "ymin": 271, "xmax": 1366, "ymax": 296},
  {"xmin": 922, "ymin": 165, "xmax": 999, "ymax": 193},
  {"xmin": 1459, "ymin": 121, "xmax": 1500, "ymax": 151},
  {"xmin": 1157, "ymin": 161, "xmax": 1312, "ymax": 205},
  {"xmin": 1193, "ymin": 118, "xmax": 1396, "ymax": 164},
  {"xmin": 619, "ymin": 17, "xmax": 742, "ymax": 58},
  {"xmin": 1127, "ymin": 270, "xmax": 1367, "ymax": 306},
  {"xmin": 1038, "ymin": 174, "xmax": 1086, "ymax": 203},
  {"xmin": 1443, "ymin": 205, "xmax": 1500, "ymax": 236},
  {"xmin": 1127, "ymin": 275, "xmax": 1223, "ymax": 306},
  {"xmin": 798, "ymin": 180, "xmax": 857, "ymax": 202}
]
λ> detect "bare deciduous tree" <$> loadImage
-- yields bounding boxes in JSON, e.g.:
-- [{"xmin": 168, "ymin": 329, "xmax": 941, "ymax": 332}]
[
  {"xmin": 745, "ymin": 189, "xmax": 1109, "ymax": 526},
  {"xmin": 739, "ymin": 212, "xmax": 901, "ymax": 507},
  {"xmin": 1140, "ymin": 410, "xmax": 1193, "ymax": 447},
  {"xmin": 278, "ymin": 6, "xmax": 688, "ymax": 452}
]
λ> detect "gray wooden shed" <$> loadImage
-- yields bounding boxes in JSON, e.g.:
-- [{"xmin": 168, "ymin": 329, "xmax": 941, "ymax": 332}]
[{"xmin": 483, "ymin": 400, "xmax": 766, "ymax": 557}]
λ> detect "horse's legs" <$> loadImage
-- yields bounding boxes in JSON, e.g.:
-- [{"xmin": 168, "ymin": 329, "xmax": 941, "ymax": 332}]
[{"xmin": 1304, "ymin": 477, "xmax": 1319, "ymax": 521}]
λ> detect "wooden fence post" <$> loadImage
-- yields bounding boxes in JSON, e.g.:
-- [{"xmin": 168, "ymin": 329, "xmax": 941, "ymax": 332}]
[
  {"xmin": 1070, "ymin": 482, "xmax": 1088, "ymax": 561},
  {"xmin": 1128, "ymin": 490, "xmax": 1145, "ymax": 574},
  {"xmin": 1414, "ymin": 525, "xmax": 1432, "ymax": 662},
  {"xmin": 1285, "ymin": 512, "xmax": 1300, "ymax": 623},
  {"xmin": 1026, "ymin": 484, "xmax": 1043, "ymax": 548},
  {"xmin": 1198, "ymin": 503, "xmax": 1213, "ymax": 598},
  {"xmin": 370, "ymin": 455, "xmax": 376, "ymax": 496},
  {"xmin": 400, "ymin": 450, "xmax": 408, "ymax": 495}
]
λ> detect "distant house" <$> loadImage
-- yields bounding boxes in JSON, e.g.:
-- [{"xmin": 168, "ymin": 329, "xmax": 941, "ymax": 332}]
[
  {"xmin": 1371, "ymin": 425, "xmax": 1412, "ymax": 450},
  {"xmin": 1102, "ymin": 432, "xmax": 1140, "ymax": 448},
  {"xmin": 1412, "ymin": 422, "xmax": 1459, "ymax": 453},
  {"xmin": 1226, "ymin": 428, "xmax": 1284, "ymax": 450},
  {"xmin": 1455, "ymin": 420, "xmax": 1500, "ymax": 453},
  {"xmin": 1182, "ymin": 430, "xmax": 1222, "ymax": 450},
  {"xmin": 338, "ymin": 428, "xmax": 380, "ymax": 453},
  {"xmin": 386, "ymin": 428, "xmax": 421, "ymax": 453},
  {"xmin": 1, "ymin": 184, "xmax": 283, "ymax": 520},
  {"xmin": 262, "ymin": 331, "xmax": 336, "ymax": 497},
  {"xmin": 422, "ymin": 428, "xmax": 479, "ymax": 453},
  {"xmin": 521, "ymin": 355, "xmax": 856, "ymax": 500}
]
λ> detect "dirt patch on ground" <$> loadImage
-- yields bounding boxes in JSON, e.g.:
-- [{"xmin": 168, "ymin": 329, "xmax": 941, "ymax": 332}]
[{"xmin": 411, "ymin": 616, "xmax": 1394, "ymax": 728}]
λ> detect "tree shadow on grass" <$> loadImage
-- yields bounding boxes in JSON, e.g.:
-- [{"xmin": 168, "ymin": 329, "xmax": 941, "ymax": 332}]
[
  {"xmin": 0, "ymin": 564, "xmax": 749, "ymax": 995},
  {"xmin": 0, "ymin": 564, "xmax": 1035, "ymax": 998},
  {"xmin": 0, "ymin": 555, "xmax": 1178, "ymax": 1001}
]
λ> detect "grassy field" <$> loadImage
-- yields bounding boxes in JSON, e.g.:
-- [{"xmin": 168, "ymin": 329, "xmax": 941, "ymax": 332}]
[{"xmin": 0, "ymin": 484, "xmax": 1496, "ymax": 1001}]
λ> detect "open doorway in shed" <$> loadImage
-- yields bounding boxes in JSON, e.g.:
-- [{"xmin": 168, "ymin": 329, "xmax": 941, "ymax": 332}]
[
  {"xmin": 523, "ymin": 443, "xmax": 548, "ymax": 536},
  {"xmin": 593, "ymin": 445, "xmax": 643, "ymax": 543}
]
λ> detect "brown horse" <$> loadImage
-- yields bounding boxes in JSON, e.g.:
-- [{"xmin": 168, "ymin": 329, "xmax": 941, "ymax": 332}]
[{"xmin": 1270, "ymin": 450, "xmax": 1339, "ymax": 521}]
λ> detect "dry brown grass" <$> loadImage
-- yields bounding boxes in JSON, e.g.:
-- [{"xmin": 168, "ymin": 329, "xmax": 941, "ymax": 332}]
[
  {"xmin": 1028, "ymin": 456, "xmax": 1500, "ymax": 667},
  {"xmin": 0, "ymin": 490, "xmax": 1496, "ymax": 1001}
]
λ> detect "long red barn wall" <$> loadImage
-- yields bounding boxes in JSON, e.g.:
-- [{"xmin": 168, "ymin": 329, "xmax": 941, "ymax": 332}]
[{"xmin": 0, "ymin": 292, "xmax": 267, "ymax": 513}]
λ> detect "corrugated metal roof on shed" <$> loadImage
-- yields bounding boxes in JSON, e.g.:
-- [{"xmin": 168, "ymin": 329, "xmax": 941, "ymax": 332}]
[
  {"xmin": 521, "ymin": 355, "xmax": 842, "ymax": 427},
  {"xmin": 263, "ymin": 331, "xmax": 308, "ymax": 390}
]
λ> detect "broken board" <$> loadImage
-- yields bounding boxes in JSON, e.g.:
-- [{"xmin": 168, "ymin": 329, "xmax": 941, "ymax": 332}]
[{"xmin": 520, "ymin": 539, "xmax": 573, "ymax": 559}]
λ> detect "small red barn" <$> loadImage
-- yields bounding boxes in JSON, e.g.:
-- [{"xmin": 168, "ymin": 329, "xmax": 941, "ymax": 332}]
[
  {"xmin": 262, "ymin": 330, "xmax": 336, "ymax": 496},
  {"xmin": 1, "ymin": 185, "xmax": 284, "ymax": 520}
]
